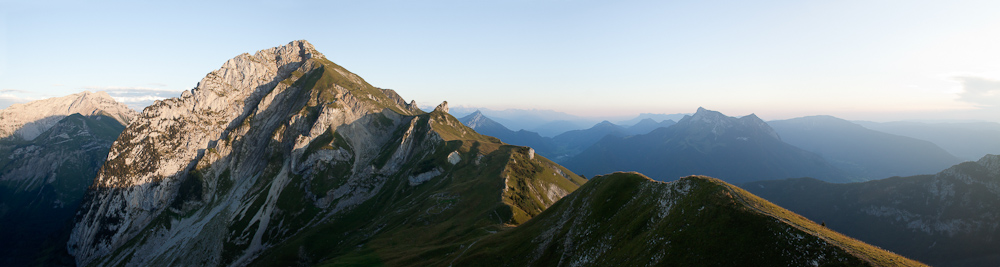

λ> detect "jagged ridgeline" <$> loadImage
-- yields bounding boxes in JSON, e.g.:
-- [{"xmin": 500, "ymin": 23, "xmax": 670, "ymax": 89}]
[
  {"xmin": 68, "ymin": 40, "xmax": 585, "ymax": 266},
  {"xmin": 454, "ymin": 173, "xmax": 925, "ymax": 267}
]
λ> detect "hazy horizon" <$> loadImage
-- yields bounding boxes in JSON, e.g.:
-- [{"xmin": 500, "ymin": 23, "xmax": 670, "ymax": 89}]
[{"xmin": 2, "ymin": 1, "xmax": 999, "ymax": 123}]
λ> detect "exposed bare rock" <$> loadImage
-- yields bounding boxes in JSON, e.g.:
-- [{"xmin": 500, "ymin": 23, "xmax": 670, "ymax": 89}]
[
  {"xmin": 0, "ymin": 91, "xmax": 137, "ymax": 141},
  {"xmin": 67, "ymin": 40, "xmax": 584, "ymax": 267}
]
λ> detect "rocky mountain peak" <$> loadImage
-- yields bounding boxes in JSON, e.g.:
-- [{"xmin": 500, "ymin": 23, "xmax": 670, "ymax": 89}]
[
  {"xmin": 0, "ymin": 90, "xmax": 137, "ymax": 141},
  {"xmin": 594, "ymin": 120, "xmax": 617, "ymax": 127},
  {"xmin": 636, "ymin": 118, "xmax": 658, "ymax": 125},
  {"xmin": 675, "ymin": 107, "xmax": 779, "ymax": 140},
  {"xmin": 683, "ymin": 107, "xmax": 729, "ymax": 125},
  {"xmin": 434, "ymin": 101, "xmax": 449, "ymax": 113},
  {"xmin": 68, "ymin": 41, "xmax": 580, "ymax": 267},
  {"xmin": 469, "ymin": 110, "xmax": 484, "ymax": 118},
  {"xmin": 461, "ymin": 110, "xmax": 492, "ymax": 129}
]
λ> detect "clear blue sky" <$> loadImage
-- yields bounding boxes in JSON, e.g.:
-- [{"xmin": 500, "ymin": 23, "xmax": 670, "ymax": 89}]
[{"xmin": 2, "ymin": 0, "xmax": 999, "ymax": 122}]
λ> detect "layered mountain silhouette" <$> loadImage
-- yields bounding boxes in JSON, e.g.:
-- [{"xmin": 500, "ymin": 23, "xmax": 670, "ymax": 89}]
[
  {"xmin": 459, "ymin": 110, "xmax": 556, "ymax": 157},
  {"xmin": 565, "ymin": 108, "xmax": 850, "ymax": 184},
  {"xmin": 453, "ymin": 172, "xmax": 923, "ymax": 266},
  {"xmin": 744, "ymin": 154, "xmax": 1000, "ymax": 267},
  {"xmin": 625, "ymin": 118, "xmax": 676, "ymax": 135},
  {"xmin": 460, "ymin": 112, "xmax": 667, "ymax": 163},
  {"xmin": 856, "ymin": 121, "xmax": 1000, "ymax": 161},
  {"xmin": 770, "ymin": 115, "xmax": 962, "ymax": 179}
]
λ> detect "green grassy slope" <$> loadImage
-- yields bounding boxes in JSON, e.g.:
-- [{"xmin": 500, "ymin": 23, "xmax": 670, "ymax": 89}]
[
  {"xmin": 455, "ymin": 172, "xmax": 924, "ymax": 267},
  {"xmin": 249, "ymin": 109, "xmax": 586, "ymax": 266}
]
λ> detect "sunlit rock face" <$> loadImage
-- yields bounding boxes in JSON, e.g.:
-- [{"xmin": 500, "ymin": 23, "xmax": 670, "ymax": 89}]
[
  {"xmin": 0, "ymin": 91, "xmax": 137, "ymax": 141},
  {"xmin": 68, "ymin": 40, "xmax": 583, "ymax": 267}
]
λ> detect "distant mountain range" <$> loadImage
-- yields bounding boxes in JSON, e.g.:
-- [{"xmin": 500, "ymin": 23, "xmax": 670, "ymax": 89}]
[
  {"xmin": 449, "ymin": 107, "xmax": 599, "ymax": 136},
  {"xmin": 625, "ymin": 117, "xmax": 677, "ymax": 135},
  {"xmin": 450, "ymin": 107, "xmax": 687, "ymax": 137},
  {"xmin": 855, "ymin": 121, "xmax": 1000, "ymax": 161},
  {"xmin": 744, "ymin": 154, "xmax": 1000, "ymax": 267},
  {"xmin": 458, "ymin": 111, "xmax": 557, "ymax": 156},
  {"xmin": 564, "ymin": 108, "xmax": 850, "ymax": 184},
  {"xmin": 459, "ymin": 111, "xmax": 676, "ymax": 162},
  {"xmin": 770, "ymin": 115, "xmax": 962, "ymax": 179}
]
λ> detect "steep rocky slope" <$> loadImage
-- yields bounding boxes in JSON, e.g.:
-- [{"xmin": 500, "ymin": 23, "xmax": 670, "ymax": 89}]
[
  {"xmin": 565, "ymin": 108, "xmax": 849, "ymax": 184},
  {"xmin": 744, "ymin": 155, "xmax": 1000, "ymax": 267},
  {"xmin": 0, "ymin": 96, "xmax": 134, "ymax": 266},
  {"xmin": 454, "ymin": 172, "xmax": 924, "ymax": 266},
  {"xmin": 68, "ymin": 40, "xmax": 585, "ymax": 267},
  {"xmin": 0, "ymin": 91, "xmax": 136, "ymax": 141}
]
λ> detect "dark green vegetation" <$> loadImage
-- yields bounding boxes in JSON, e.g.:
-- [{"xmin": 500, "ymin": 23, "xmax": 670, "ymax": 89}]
[
  {"xmin": 0, "ymin": 114, "xmax": 125, "ymax": 267},
  {"xmin": 744, "ymin": 154, "xmax": 1000, "ymax": 267},
  {"xmin": 565, "ymin": 108, "xmax": 850, "ymax": 184},
  {"xmin": 769, "ymin": 115, "xmax": 961, "ymax": 179},
  {"xmin": 454, "ymin": 172, "xmax": 924, "ymax": 266}
]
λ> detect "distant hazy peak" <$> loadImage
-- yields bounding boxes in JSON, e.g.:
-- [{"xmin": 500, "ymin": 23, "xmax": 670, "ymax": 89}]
[
  {"xmin": 773, "ymin": 115, "xmax": 864, "ymax": 129},
  {"xmin": 594, "ymin": 120, "xmax": 617, "ymax": 127},
  {"xmin": 460, "ymin": 110, "xmax": 505, "ymax": 130},
  {"xmin": 678, "ymin": 107, "xmax": 779, "ymax": 140},
  {"xmin": 0, "ymin": 90, "xmax": 137, "ymax": 140}
]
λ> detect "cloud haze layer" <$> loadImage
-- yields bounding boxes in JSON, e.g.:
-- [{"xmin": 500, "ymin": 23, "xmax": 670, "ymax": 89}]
[
  {"xmin": 953, "ymin": 76, "xmax": 1000, "ymax": 107},
  {"xmin": 88, "ymin": 87, "xmax": 183, "ymax": 111}
]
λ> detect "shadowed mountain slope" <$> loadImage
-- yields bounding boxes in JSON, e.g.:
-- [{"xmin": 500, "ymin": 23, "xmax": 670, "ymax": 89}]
[
  {"xmin": 744, "ymin": 154, "xmax": 1000, "ymax": 267},
  {"xmin": 0, "ymin": 113, "xmax": 127, "ymax": 267}
]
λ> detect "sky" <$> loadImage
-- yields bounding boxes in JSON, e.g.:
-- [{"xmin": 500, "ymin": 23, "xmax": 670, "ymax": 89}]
[{"xmin": 2, "ymin": 0, "xmax": 1000, "ymax": 122}]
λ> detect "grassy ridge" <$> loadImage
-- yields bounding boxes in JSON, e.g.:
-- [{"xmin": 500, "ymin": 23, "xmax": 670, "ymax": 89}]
[{"xmin": 454, "ymin": 173, "xmax": 924, "ymax": 267}]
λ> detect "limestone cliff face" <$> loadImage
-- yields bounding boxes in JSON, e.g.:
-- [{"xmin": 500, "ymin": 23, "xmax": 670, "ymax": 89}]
[
  {"xmin": 68, "ymin": 41, "xmax": 583, "ymax": 267},
  {"xmin": 0, "ymin": 91, "xmax": 137, "ymax": 141}
]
